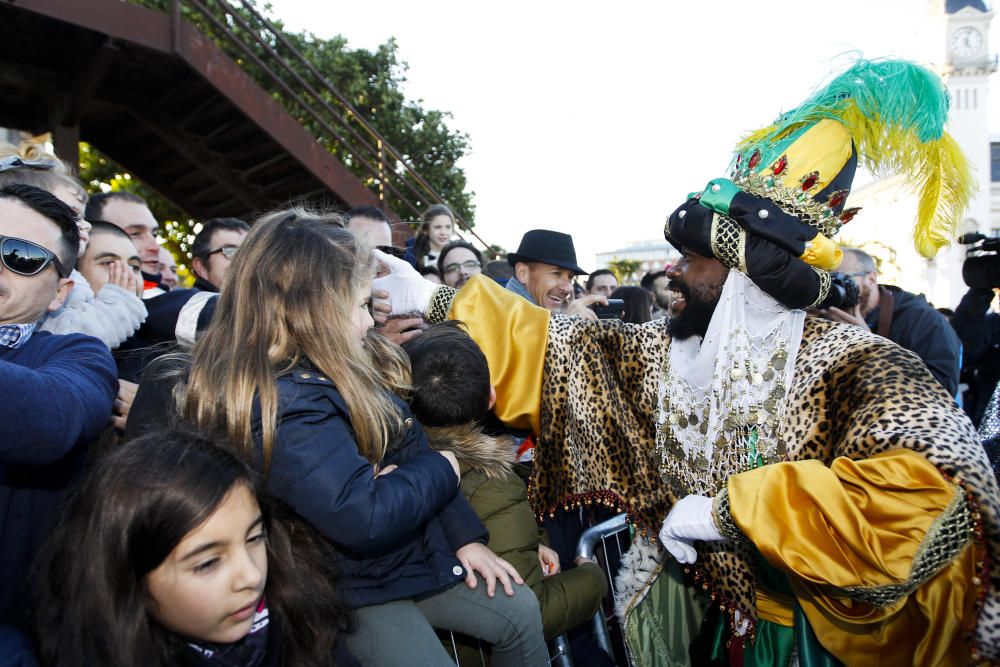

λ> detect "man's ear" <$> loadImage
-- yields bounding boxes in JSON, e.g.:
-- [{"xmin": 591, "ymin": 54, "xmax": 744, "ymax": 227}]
[
  {"xmin": 47, "ymin": 276, "xmax": 74, "ymax": 313},
  {"xmin": 514, "ymin": 262, "xmax": 529, "ymax": 284},
  {"xmin": 488, "ymin": 384, "xmax": 497, "ymax": 410},
  {"xmin": 192, "ymin": 257, "xmax": 208, "ymax": 281}
]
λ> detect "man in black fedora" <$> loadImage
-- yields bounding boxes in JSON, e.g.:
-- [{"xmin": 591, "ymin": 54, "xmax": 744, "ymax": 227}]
[{"xmin": 506, "ymin": 229, "xmax": 603, "ymax": 318}]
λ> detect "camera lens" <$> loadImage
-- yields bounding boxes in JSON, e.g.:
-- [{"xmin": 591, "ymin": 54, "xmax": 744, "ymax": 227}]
[{"xmin": 816, "ymin": 271, "xmax": 861, "ymax": 310}]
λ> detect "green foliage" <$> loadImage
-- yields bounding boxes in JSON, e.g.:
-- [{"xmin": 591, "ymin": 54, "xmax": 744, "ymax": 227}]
[
  {"xmin": 129, "ymin": 0, "xmax": 474, "ymax": 227},
  {"xmin": 80, "ymin": 0, "xmax": 478, "ymax": 284},
  {"xmin": 607, "ymin": 259, "xmax": 643, "ymax": 285},
  {"xmin": 78, "ymin": 142, "xmax": 198, "ymax": 287}
]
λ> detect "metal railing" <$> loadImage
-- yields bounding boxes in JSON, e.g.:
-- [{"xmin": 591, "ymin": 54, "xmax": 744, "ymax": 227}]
[
  {"xmin": 166, "ymin": 0, "xmax": 491, "ymax": 250},
  {"xmin": 577, "ymin": 514, "xmax": 635, "ymax": 666}
]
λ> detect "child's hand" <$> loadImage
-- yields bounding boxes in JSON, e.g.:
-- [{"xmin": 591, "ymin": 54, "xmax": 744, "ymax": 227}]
[
  {"xmin": 538, "ymin": 544, "xmax": 560, "ymax": 576},
  {"xmin": 455, "ymin": 543, "xmax": 523, "ymax": 597},
  {"xmin": 374, "ymin": 464, "xmax": 398, "ymax": 477}
]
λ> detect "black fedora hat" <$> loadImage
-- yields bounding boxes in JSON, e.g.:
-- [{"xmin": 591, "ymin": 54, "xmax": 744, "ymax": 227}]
[{"xmin": 507, "ymin": 229, "xmax": 588, "ymax": 275}]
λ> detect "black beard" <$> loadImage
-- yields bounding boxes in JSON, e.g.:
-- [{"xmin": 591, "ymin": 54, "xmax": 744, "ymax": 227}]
[{"xmin": 667, "ymin": 281, "xmax": 720, "ymax": 341}]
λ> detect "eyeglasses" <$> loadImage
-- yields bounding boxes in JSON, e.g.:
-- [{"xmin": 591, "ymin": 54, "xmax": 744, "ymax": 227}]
[
  {"xmin": 443, "ymin": 260, "xmax": 482, "ymax": 274},
  {"xmin": 844, "ymin": 270, "xmax": 872, "ymax": 279},
  {"xmin": 0, "ymin": 235, "xmax": 68, "ymax": 278},
  {"xmin": 206, "ymin": 245, "xmax": 239, "ymax": 260},
  {"xmin": 376, "ymin": 245, "xmax": 407, "ymax": 259}
]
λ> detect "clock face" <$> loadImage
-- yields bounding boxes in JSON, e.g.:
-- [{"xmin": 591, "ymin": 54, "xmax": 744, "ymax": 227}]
[{"xmin": 952, "ymin": 26, "xmax": 984, "ymax": 58}]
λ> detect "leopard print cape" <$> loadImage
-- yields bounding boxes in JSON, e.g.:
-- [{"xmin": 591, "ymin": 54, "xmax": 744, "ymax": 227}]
[{"xmin": 529, "ymin": 315, "xmax": 1000, "ymax": 659}]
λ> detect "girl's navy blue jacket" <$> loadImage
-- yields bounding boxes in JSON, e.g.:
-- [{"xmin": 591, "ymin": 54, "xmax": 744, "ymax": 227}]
[{"xmin": 256, "ymin": 367, "xmax": 488, "ymax": 609}]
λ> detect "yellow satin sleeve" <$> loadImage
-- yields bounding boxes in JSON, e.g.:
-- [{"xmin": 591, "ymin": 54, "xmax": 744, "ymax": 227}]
[
  {"xmin": 726, "ymin": 449, "xmax": 981, "ymax": 665},
  {"xmin": 448, "ymin": 275, "xmax": 549, "ymax": 433}
]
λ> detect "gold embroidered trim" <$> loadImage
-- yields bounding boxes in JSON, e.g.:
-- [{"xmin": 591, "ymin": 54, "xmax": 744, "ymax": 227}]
[
  {"xmin": 733, "ymin": 169, "xmax": 844, "ymax": 238},
  {"xmin": 807, "ymin": 267, "xmax": 831, "ymax": 309},
  {"xmin": 426, "ymin": 285, "xmax": 457, "ymax": 323},
  {"xmin": 712, "ymin": 489, "xmax": 748, "ymax": 545},
  {"xmin": 831, "ymin": 485, "xmax": 973, "ymax": 608},
  {"xmin": 710, "ymin": 214, "xmax": 747, "ymax": 274}
]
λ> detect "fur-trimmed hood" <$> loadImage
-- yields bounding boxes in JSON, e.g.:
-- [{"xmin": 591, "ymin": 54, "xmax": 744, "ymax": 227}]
[{"xmin": 423, "ymin": 422, "xmax": 516, "ymax": 481}]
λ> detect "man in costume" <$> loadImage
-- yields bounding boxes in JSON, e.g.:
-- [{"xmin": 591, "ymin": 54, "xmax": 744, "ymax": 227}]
[{"xmin": 375, "ymin": 59, "xmax": 1000, "ymax": 665}]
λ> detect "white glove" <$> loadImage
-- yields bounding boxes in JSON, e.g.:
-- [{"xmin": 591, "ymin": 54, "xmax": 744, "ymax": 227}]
[
  {"xmin": 371, "ymin": 249, "xmax": 440, "ymax": 316},
  {"xmin": 658, "ymin": 494, "xmax": 724, "ymax": 564}
]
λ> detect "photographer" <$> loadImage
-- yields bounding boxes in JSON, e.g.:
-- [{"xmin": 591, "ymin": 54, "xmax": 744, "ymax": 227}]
[
  {"xmin": 826, "ymin": 248, "xmax": 961, "ymax": 396},
  {"xmin": 951, "ymin": 285, "xmax": 1000, "ymax": 427}
]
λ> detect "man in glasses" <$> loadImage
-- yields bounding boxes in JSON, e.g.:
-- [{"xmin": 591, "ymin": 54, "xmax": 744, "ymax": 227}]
[
  {"xmin": 0, "ymin": 184, "xmax": 117, "ymax": 633},
  {"xmin": 826, "ymin": 247, "xmax": 961, "ymax": 395},
  {"xmin": 437, "ymin": 240, "xmax": 484, "ymax": 289},
  {"xmin": 191, "ymin": 217, "xmax": 249, "ymax": 292}
]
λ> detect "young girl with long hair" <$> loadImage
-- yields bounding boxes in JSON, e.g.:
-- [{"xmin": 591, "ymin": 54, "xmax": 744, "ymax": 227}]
[
  {"xmin": 406, "ymin": 203, "xmax": 455, "ymax": 269},
  {"xmin": 31, "ymin": 427, "xmax": 353, "ymax": 667},
  {"xmin": 180, "ymin": 208, "xmax": 548, "ymax": 666}
]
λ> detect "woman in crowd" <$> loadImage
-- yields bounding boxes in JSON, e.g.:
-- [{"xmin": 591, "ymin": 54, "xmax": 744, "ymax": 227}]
[
  {"xmin": 32, "ymin": 427, "xmax": 353, "ymax": 666},
  {"xmin": 406, "ymin": 203, "xmax": 455, "ymax": 269},
  {"xmin": 179, "ymin": 208, "xmax": 548, "ymax": 666},
  {"xmin": 610, "ymin": 285, "xmax": 653, "ymax": 324}
]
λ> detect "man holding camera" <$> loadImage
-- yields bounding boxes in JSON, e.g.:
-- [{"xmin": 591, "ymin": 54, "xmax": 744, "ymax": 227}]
[{"xmin": 825, "ymin": 247, "xmax": 961, "ymax": 396}]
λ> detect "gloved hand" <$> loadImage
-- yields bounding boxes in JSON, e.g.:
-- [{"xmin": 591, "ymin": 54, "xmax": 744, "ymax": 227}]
[
  {"xmin": 371, "ymin": 249, "xmax": 440, "ymax": 316},
  {"xmin": 658, "ymin": 494, "xmax": 724, "ymax": 564}
]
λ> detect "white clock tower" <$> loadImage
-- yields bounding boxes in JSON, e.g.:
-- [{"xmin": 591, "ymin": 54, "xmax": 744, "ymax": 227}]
[{"xmin": 941, "ymin": 0, "xmax": 997, "ymax": 304}]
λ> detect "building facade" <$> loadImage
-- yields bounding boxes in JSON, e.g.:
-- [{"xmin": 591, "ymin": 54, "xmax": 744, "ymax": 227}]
[{"xmin": 845, "ymin": 0, "xmax": 997, "ymax": 308}]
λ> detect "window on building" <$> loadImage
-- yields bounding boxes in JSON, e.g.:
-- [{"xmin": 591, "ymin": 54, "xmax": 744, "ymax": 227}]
[{"xmin": 992, "ymin": 142, "xmax": 1000, "ymax": 182}]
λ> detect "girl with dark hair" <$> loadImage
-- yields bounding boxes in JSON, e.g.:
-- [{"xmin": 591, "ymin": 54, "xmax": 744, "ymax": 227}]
[
  {"xmin": 610, "ymin": 285, "xmax": 654, "ymax": 324},
  {"xmin": 31, "ymin": 428, "xmax": 354, "ymax": 667},
  {"xmin": 406, "ymin": 204, "xmax": 455, "ymax": 269}
]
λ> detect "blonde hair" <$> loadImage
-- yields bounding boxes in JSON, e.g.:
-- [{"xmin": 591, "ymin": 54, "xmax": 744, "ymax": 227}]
[
  {"xmin": 183, "ymin": 207, "xmax": 404, "ymax": 469},
  {"xmin": 0, "ymin": 143, "xmax": 87, "ymax": 202}
]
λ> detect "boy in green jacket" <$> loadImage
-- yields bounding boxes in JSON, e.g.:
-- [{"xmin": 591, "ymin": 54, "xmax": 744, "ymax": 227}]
[{"xmin": 404, "ymin": 322, "xmax": 608, "ymax": 640}]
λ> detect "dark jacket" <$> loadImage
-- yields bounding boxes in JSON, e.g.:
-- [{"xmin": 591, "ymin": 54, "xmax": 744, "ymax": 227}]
[
  {"xmin": 114, "ymin": 288, "xmax": 217, "ymax": 382},
  {"xmin": 864, "ymin": 285, "xmax": 962, "ymax": 396},
  {"xmin": 951, "ymin": 287, "xmax": 1000, "ymax": 427},
  {"xmin": 256, "ymin": 367, "xmax": 488, "ymax": 609},
  {"xmin": 192, "ymin": 276, "xmax": 220, "ymax": 293},
  {"xmin": 425, "ymin": 424, "xmax": 607, "ymax": 639},
  {"xmin": 0, "ymin": 332, "xmax": 117, "ymax": 626}
]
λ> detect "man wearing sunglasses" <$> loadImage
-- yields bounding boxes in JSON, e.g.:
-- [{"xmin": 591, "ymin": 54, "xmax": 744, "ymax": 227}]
[
  {"xmin": 191, "ymin": 217, "xmax": 250, "ymax": 292},
  {"xmin": 0, "ymin": 184, "xmax": 117, "ymax": 633}
]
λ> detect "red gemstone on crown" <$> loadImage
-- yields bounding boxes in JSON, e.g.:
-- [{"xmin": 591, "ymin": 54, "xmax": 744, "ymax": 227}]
[
  {"xmin": 828, "ymin": 189, "xmax": 848, "ymax": 208},
  {"xmin": 800, "ymin": 171, "xmax": 820, "ymax": 191},
  {"xmin": 772, "ymin": 155, "xmax": 788, "ymax": 176},
  {"xmin": 840, "ymin": 207, "xmax": 861, "ymax": 223},
  {"xmin": 748, "ymin": 150, "xmax": 761, "ymax": 169}
]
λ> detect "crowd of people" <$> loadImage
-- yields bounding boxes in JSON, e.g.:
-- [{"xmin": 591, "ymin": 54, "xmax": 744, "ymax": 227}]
[{"xmin": 2, "ymin": 56, "xmax": 1000, "ymax": 667}]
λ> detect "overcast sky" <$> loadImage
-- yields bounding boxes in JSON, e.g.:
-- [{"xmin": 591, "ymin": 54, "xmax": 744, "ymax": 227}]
[{"xmin": 270, "ymin": 0, "xmax": 1000, "ymax": 267}]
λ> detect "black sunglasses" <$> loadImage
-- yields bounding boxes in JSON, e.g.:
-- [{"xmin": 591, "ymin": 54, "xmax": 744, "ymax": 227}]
[
  {"xmin": 376, "ymin": 245, "xmax": 407, "ymax": 259},
  {"xmin": 0, "ymin": 235, "xmax": 69, "ymax": 278}
]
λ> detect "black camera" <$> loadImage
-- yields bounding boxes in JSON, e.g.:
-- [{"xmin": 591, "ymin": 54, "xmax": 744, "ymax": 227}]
[
  {"xmin": 960, "ymin": 233, "xmax": 1000, "ymax": 289},
  {"xmin": 816, "ymin": 271, "xmax": 861, "ymax": 310}
]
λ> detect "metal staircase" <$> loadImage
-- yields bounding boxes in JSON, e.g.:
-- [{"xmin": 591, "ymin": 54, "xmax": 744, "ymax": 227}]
[{"xmin": 0, "ymin": 0, "xmax": 486, "ymax": 246}]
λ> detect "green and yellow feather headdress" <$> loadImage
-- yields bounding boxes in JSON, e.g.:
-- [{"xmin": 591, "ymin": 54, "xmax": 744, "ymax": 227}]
[{"xmin": 732, "ymin": 58, "xmax": 974, "ymax": 259}]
